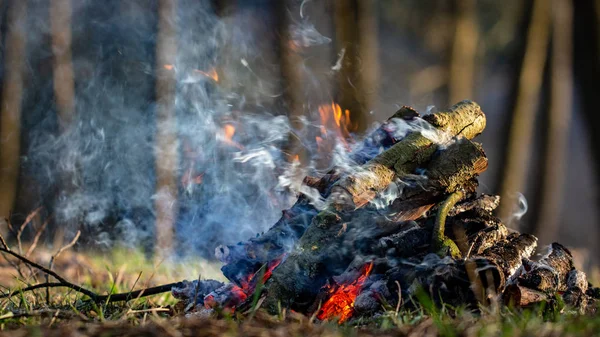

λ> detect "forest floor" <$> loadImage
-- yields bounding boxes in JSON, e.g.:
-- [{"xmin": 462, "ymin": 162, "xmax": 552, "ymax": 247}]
[{"xmin": 1, "ymin": 247, "xmax": 600, "ymax": 337}]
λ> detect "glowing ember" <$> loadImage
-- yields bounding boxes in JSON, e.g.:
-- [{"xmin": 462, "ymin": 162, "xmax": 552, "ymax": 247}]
[
  {"xmin": 194, "ymin": 68, "xmax": 219, "ymax": 81},
  {"xmin": 163, "ymin": 64, "xmax": 174, "ymax": 70},
  {"xmin": 317, "ymin": 262, "xmax": 374, "ymax": 324},
  {"xmin": 181, "ymin": 168, "xmax": 203, "ymax": 191},
  {"xmin": 204, "ymin": 254, "xmax": 286, "ymax": 311}
]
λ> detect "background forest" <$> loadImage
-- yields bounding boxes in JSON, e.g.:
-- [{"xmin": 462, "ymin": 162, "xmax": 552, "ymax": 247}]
[{"xmin": 0, "ymin": 0, "xmax": 598, "ymax": 275}]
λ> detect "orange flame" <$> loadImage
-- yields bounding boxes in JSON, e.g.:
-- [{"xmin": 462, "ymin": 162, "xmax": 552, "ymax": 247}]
[
  {"xmin": 221, "ymin": 124, "xmax": 244, "ymax": 150},
  {"xmin": 317, "ymin": 262, "xmax": 374, "ymax": 324},
  {"xmin": 163, "ymin": 64, "xmax": 174, "ymax": 70},
  {"xmin": 316, "ymin": 102, "xmax": 354, "ymax": 151},
  {"xmin": 224, "ymin": 124, "xmax": 235, "ymax": 141},
  {"xmin": 194, "ymin": 68, "xmax": 219, "ymax": 81}
]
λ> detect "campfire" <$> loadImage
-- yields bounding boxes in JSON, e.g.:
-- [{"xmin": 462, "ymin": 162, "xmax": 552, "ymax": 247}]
[{"xmin": 171, "ymin": 100, "xmax": 600, "ymax": 321}]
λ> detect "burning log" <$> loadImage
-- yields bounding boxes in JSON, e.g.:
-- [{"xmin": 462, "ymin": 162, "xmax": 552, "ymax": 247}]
[
  {"xmin": 262, "ymin": 101, "xmax": 487, "ymax": 313},
  {"xmin": 216, "ymin": 106, "xmax": 433, "ymax": 284}
]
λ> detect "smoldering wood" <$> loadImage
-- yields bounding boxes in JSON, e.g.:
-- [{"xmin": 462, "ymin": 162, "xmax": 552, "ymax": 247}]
[
  {"xmin": 166, "ymin": 100, "xmax": 598, "ymax": 319},
  {"xmin": 329, "ymin": 100, "xmax": 486, "ymax": 211},
  {"xmin": 448, "ymin": 194, "xmax": 500, "ymax": 217},
  {"xmin": 351, "ymin": 105, "xmax": 420, "ymax": 165},
  {"xmin": 263, "ymin": 133, "xmax": 490, "ymax": 313},
  {"xmin": 503, "ymin": 284, "xmax": 550, "ymax": 307},
  {"xmin": 217, "ymin": 106, "xmax": 437, "ymax": 285},
  {"xmin": 518, "ymin": 242, "xmax": 573, "ymax": 292},
  {"xmin": 171, "ymin": 279, "xmax": 225, "ymax": 306},
  {"xmin": 474, "ymin": 233, "xmax": 538, "ymax": 283}
]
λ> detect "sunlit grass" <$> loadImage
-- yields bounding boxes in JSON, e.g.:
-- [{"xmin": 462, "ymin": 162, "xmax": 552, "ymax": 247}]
[{"xmin": 0, "ymin": 247, "xmax": 599, "ymax": 336}]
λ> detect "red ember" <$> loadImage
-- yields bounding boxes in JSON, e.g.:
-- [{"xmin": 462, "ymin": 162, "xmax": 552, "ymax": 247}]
[
  {"xmin": 317, "ymin": 262, "xmax": 374, "ymax": 324},
  {"xmin": 204, "ymin": 254, "xmax": 286, "ymax": 311}
]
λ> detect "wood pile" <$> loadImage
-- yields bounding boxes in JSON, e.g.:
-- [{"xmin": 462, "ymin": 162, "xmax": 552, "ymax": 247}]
[{"xmin": 172, "ymin": 100, "xmax": 600, "ymax": 322}]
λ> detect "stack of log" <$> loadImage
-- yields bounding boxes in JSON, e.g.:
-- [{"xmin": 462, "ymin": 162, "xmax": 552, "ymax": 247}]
[{"xmin": 172, "ymin": 100, "xmax": 599, "ymax": 321}]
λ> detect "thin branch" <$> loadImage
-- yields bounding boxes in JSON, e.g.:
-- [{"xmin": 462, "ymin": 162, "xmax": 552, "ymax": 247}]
[
  {"xmin": 0, "ymin": 246, "xmax": 98, "ymax": 300},
  {"xmin": 95, "ymin": 282, "xmax": 180, "ymax": 303},
  {"xmin": 0, "ymin": 233, "xmax": 8, "ymax": 250},
  {"xmin": 25, "ymin": 217, "xmax": 49, "ymax": 257},
  {"xmin": 49, "ymin": 230, "xmax": 80, "ymax": 271},
  {"xmin": 0, "ymin": 246, "xmax": 180, "ymax": 304},
  {"xmin": 0, "ymin": 282, "xmax": 63, "ymax": 299},
  {"xmin": 16, "ymin": 207, "xmax": 42, "ymax": 255},
  {"xmin": 0, "ymin": 233, "xmax": 27, "ymax": 280},
  {"xmin": 0, "ymin": 309, "xmax": 78, "ymax": 320},
  {"xmin": 47, "ymin": 230, "xmax": 80, "ymax": 304}
]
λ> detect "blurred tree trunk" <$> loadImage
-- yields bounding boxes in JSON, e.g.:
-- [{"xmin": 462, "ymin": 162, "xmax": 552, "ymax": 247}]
[
  {"xmin": 0, "ymin": 0, "xmax": 27, "ymax": 235},
  {"xmin": 154, "ymin": 0, "xmax": 178, "ymax": 258},
  {"xmin": 356, "ymin": 0, "xmax": 379, "ymax": 120},
  {"xmin": 449, "ymin": 0, "xmax": 479, "ymax": 104},
  {"xmin": 573, "ymin": 0, "xmax": 600, "ymax": 257},
  {"xmin": 497, "ymin": 0, "xmax": 550, "ymax": 223},
  {"xmin": 535, "ymin": 0, "xmax": 573, "ymax": 244},
  {"xmin": 50, "ymin": 0, "xmax": 75, "ymax": 245},
  {"xmin": 276, "ymin": 0, "xmax": 306, "ymax": 164},
  {"xmin": 50, "ymin": 0, "xmax": 75, "ymax": 131},
  {"xmin": 333, "ymin": 0, "xmax": 379, "ymax": 133}
]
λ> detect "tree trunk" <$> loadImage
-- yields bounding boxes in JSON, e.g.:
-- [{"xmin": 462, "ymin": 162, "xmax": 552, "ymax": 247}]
[
  {"xmin": 573, "ymin": 0, "xmax": 600, "ymax": 264},
  {"xmin": 497, "ymin": 0, "xmax": 550, "ymax": 222},
  {"xmin": 276, "ymin": 0, "xmax": 306, "ymax": 164},
  {"xmin": 154, "ymin": 0, "xmax": 179, "ymax": 258},
  {"xmin": 50, "ymin": 0, "xmax": 75, "ymax": 130},
  {"xmin": 334, "ymin": 0, "xmax": 377, "ymax": 133},
  {"xmin": 448, "ymin": 0, "xmax": 479, "ymax": 104},
  {"xmin": 0, "ymin": 0, "xmax": 27, "ymax": 235},
  {"xmin": 535, "ymin": 0, "xmax": 573, "ymax": 244}
]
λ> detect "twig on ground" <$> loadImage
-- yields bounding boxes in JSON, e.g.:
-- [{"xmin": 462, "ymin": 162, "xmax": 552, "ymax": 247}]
[
  {"xmin": 0, "ymin": 233, "xmax": 27, "ymax": 280},
  {"xmin": 0, "ymin": 246, "xmax": 98, "ymax": 300},
  {"xmin": 126, "ymin": 307, "xmax": 170, "ymax": 315},
  {"xmin": 25, "ymin": 217, "xmax": 49, "ymax": 258},
  {"xmin": 16, "ymin": 207, "xmax": 42, "ymax": 255},
  {"xmin": 0, "ymin": 240, "xmax": 179, "ymax": 305},
  {"xmin": 0, "ymin": 308, "xmax": 78, "ymax": 321},
  {"xmin": 0, "ymin": 232, "xmax": 8, "ymax": 250}
]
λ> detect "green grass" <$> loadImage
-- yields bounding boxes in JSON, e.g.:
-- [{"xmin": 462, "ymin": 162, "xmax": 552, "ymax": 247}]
[{"xmin": 0, "ymin": 247, "xmax": 599, "ymax": 336}]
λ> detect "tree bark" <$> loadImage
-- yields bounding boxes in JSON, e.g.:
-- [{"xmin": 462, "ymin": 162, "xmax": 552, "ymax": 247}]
[
  {"xmin": 0, "ymin": 0, "xmax": 27, "ymax": 235},
  {"xmin": 154, "ymin": 0, "xmax": 179, "ymax": 257}
]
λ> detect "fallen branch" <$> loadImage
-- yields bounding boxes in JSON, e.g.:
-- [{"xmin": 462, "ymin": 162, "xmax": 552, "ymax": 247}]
[{"xmin": 0, "ymin": 246, "xmax": 180, "ymax": 303}]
